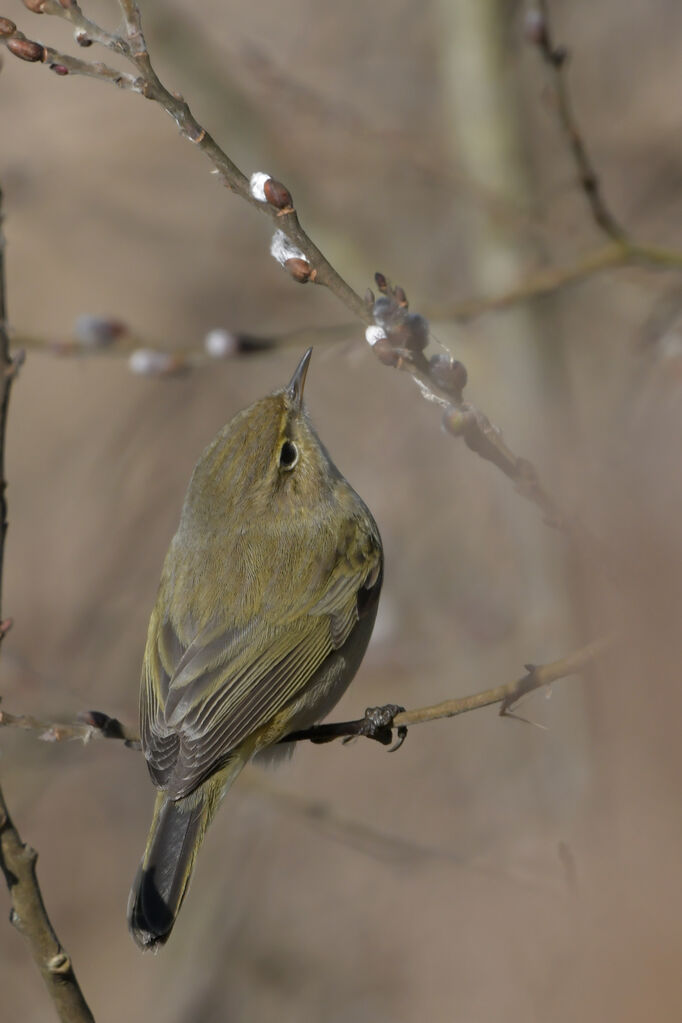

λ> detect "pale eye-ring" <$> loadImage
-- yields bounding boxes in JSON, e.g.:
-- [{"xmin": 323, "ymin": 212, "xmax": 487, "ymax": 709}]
[{"xmin": 279, "ymin": 440, "xmax": 299, "ymax": 470}]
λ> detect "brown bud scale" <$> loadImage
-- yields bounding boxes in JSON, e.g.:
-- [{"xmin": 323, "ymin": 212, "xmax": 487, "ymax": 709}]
[
  {"xmin": 7, "ymin": 37, "xmax": 45, "ymax": 62},
  {"xmin": 264, "ymin": 178, "xmax": 293, "ymax": 211},
  {"xmin": 373, "ymin": 340, "xmax": 402, "ymax": 368},
  {"xmin": 285, "ymin": 258, "xmax": 312, "ymax": 283},
  {"xmin": 0, "ymin": 16, "xmax": 16, "ymax": 36},
  {"xmin": 50, "ymin": 63, "xmax": 69, "ymax": 75},
  {"xmin": 22, "ymin": 0, "xmax": 47, "ymax": 12},
  {"xmin": 430, "ymin": 355, "xmax": 468, "ymax": 396},
  {"xmin": 394, "ymin": 286, "xmax": 408, "ymax": 308}
]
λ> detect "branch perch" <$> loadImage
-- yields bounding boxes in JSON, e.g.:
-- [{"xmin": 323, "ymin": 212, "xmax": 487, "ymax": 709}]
[{"xmin": 0, "ymin": 635, "xmax": 611, "ymax": 751}]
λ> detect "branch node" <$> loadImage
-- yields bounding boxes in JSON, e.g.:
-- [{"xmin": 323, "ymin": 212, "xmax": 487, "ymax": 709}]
[{"xmin": 47, "ymin": 952, "xmax": 71, "ymax": 973}]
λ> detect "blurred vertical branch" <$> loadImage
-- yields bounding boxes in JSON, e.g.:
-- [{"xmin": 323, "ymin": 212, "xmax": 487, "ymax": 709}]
[
  {"xmin": 0, "ymin": 189, "xmax": 95, "ymax": 1023},
  {"xmin": 0, "ymin": 183, "xmax": 13, "ymax": 613},
  {"xmin": 436, "ymin": 0, "xmax": 569, "ymax": 640}
]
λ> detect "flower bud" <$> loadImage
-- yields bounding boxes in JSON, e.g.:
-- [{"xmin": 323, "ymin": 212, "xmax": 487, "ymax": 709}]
[
  {"xmin": 7, "ymin": 37, "xmax": 45, "ymax": 62},
  {"xmin": 372, "ymin": 295, "xmax": 398, "ymax": 330},
  {"xmin": 204, "ymin": 329, "xmax": 238, "ymax": 358},
  {"xmin": 285, "ymin": 257, "xmax": 312, "ymax": 283},
  {"xmin": 365, "ymin": 325, "xmax": 387, "ymax": 347},
  {"xmin": 270, "ymin": 228, "xmax": 305, "ymax": 268},
  {"xmin": 442, "ymin": 405, "xmax": 469, "ymax": 437},
  {"xmin": 403, "ymin": 312, "xmax": 429, "ymax": 354},
  {"xmin": 74, "ymin": 314, "xmax": 126, "ymax": 347},
  {"xmin": 77, "ymin": 710, "xmax": 126, "ymax": 738},
  {"xmin": 129, "ymin": 349, "xmax": 185, "ymax": 376},
  {"xmin": 374, "ymin": 272, "xmax": 388, "ymax": 293},
  {"xmin": 373, "ymin": 340, "xmax": 402, "ymax": 367},
  {"xmin": 0, "ymin": 17, "xmax": 16, "ymax": 36},
  {"xmin": 430, "ymin": 354, "xmax": 468, "ymax": 395},
  {"xmin": 75, "ymin": 30, "xmax": 93, "ymax": 46},
  {"xmin": 249, "ymin": 171, "xmax": 270, "ymax": 202},
  {"xmin": 264, "ymin": 178, "xmax": 293, "ymax": 211}
]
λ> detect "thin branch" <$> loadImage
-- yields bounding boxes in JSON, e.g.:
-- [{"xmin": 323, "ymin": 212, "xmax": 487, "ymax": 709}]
[
  {"xmin": 0, "ymin": 3, "xmax": 585, "ymax": 533},
  {"xmin": 3, "ymin": 1, "xmax": 681, "ymax": 547},
  {"xmin": 0, "ymin": 185, "xmax": 95, "ymax": 1021},
  {"xmin": 12, "ymin": 240, "xmax": 682, "ymax": 372},
  {"xmin": 0, "ymin": 789, "xmax": 95, "ymax": 1023},
  {"xmin": 242, "ymin": 772, "xmax": 566, "ymax": 892},
  {"xmin": 444, "ymin": 242, "xmax": 682, "ymax": 322},
  {"xmin": 0, "ymin": 636, "xmax": 610, "ymax": 750},
  {"xmin": 0, "ymin": 705, "xmax": 140, "ymax": 746},
  {"xmin": 11, "ymin": 320, "xmax": 357, "ymax": 371},
  {"xmin": 281, "ymin": 635, "xmax": 611, "ymax": 744},
  {"xmin": 403, "ymin": 633, "xmax": 610, "ymax": 724},
  {"xmin": 0, "ymin": 187, "xmax": 19, "ymax": 620},
  {"xmin": 528, "ymin": 1, "xmax": 627, "ymax": 242}
]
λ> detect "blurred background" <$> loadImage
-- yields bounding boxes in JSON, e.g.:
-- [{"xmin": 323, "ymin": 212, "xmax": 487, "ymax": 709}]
[{"xmin": 2, "ymin": 0, "xmax": 682, "ymax": 1019}]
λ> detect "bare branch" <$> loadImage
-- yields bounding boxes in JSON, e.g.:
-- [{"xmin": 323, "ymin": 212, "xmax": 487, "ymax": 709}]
[
  {"xmin": 526, "ymin": 2, "xmax": 627, "ymax": 241},
  {"xmin": 0, "ymin": 705, "xmax": 140, "ymax": 747},
  {"xmin": 0, "ymin": 3, "xmax": 584, "ymax": 529},
  {"xmin": 0, "ymin": 637, "xmax": 610, "ymax": 751},
  {"xmin": 0, "ymin": 189, "xmax": 19, "ymax": 621},
  {"xmin": 444, "ymin": 242, "xmax": 682, "ymax": 322},
  {"xmin": 11, "ymin": 320, "xmax": 356, "ymax": 372},
  {"xmin": 0, "ymin": 184, "xmax": 95, "ymax": 1022},
  {"xmin": 281, "ymin": 635, "xmax": 611, "ymax": 745},
  {"xmin": 0, "ymin": 788, "xmax": 95, "ymax": 1023}
]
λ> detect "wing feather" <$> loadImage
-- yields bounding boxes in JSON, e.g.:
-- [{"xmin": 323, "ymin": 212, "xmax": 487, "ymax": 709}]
[{"xmin": 140, "ymin": 517, "xmax": 382, "ymax": 799}]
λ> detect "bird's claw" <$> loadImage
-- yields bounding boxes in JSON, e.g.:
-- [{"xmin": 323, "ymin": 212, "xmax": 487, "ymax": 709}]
[{"xmin": 356, "ymin": 704, "xmax": 407, "ymax": 751}]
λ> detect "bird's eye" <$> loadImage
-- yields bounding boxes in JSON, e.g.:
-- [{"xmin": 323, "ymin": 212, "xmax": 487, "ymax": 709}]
[{"xmin": 279, "ymin": 440, "xmax": 299, "ymax": 470}]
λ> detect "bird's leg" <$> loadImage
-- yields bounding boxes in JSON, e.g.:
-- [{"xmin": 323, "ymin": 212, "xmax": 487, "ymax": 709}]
[{"xmin": 342, "ymin": 704, "xmax": 407, "ymax": 751}]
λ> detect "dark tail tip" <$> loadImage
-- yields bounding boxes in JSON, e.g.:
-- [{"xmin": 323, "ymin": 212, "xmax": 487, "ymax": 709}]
[
  {"xmin": 127, "ymin": 793, "xmax": 206, "ymax": 951},
  {"xmin": 127, "ymin": 865, "xmax": 177, "ymax": 951}
]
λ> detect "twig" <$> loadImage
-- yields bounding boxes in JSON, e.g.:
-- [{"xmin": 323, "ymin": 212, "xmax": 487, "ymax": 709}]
[
  {"xmin": 0, "ymin": 185, "xmax": 95, "ymax": 1021},
  {"xmin": 2, "ymin": 1, "xmax": 368, "ymax": 320},
  {"xmin": 0, "ymin": 3, "xmax": 582, "ymax": 532},
  {"xmin": 527, "ymin": 2, "xmax": 626, "ymax": 242},
  {"xmin": 242, "ymin": 772, "xmax": 565, "ymax": 892},
  {"xmin": 444, "ymin": 242, "xmax": 682, "ymax": 322},
  {"xmin": 0, "ymin": 185, "xmax": 19, "ymax": 626},
  {"xmin": 0, "ymin": 789, "xmax": 95, "ymax": 1023},
  {"xmin": 3, "ymin": 1, "xmax": 681, "ymax": 544},
  {"xmin": 12, "ymin": 240, "xmax": 682, "ymax": 371},
  {"xmin": 281, "ymin": 635, "xmax": 611, "ymax": 744},
  {"xmin": 0, "ymin": 705, "xmax": 140, "ymax": 746},
  {"xmin": 11, "ymin": 320, "xmax": 357, "ymax": 370},
  {"xmin": 0, "ymin": 636, "xmax": 610, "ymax": 750},
  {"xmin": 364, "ymin": 274, "xmax": 597, "ymax": 538}
]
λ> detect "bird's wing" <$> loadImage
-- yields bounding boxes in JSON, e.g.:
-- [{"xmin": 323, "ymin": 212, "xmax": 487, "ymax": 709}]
[{"xmin": 140, "ymin": 523, "xmax": 381, "ymax": 799}]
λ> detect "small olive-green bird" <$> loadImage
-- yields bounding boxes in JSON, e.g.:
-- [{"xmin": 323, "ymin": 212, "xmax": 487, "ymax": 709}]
[{"xmin": 127, "ymin": 349, "xmax": 382, "ymax": 949}]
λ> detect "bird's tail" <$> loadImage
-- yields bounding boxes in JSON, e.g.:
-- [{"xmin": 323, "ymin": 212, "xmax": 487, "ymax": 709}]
[{"xmin": 127, "ymin": 760, "xmax": 244, "ymax": 950}]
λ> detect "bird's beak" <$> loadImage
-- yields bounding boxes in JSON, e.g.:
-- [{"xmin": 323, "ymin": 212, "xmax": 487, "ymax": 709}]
[{"xmin": 287, "ymin": 347, "xmax": 313, "ymax": 409}]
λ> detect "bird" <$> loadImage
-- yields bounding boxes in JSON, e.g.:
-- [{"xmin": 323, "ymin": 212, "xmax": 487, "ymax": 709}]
[{"xmin": 127, "ymin": 348, "xmax": 383, "ymax": 949}]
